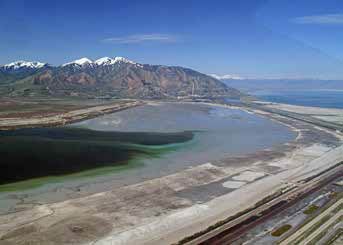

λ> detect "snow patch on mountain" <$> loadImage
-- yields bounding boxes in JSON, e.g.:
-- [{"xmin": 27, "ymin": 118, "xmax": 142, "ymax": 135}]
[
  {"xmin": 113, "ymin": 57, "xmax": 136, "ymax": 64},
  {"xmin": 62, "ymin": 57, "xmax": 94, "ymax": 67},
  {"xmin": 94, "ymin": 57, "xmax": 115, "ymax": 65},
  {"xmin": 209, "ymin": 74, "xmax": 244, "ymax": 80},
  {"xmin": 2, "ymin": 60, "xmax": 46, "ymax": 70}
]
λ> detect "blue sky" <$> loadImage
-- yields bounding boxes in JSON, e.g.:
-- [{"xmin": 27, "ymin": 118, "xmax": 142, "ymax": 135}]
[{"xmin": 1, "ymin": 0, "xmax": 343, "ymax": 79}]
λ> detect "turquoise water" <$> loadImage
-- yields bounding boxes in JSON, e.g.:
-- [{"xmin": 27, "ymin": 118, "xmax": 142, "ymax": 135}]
[{"xmin": 255, "ymin": 90, "xmax": 343, "ymax": 109}]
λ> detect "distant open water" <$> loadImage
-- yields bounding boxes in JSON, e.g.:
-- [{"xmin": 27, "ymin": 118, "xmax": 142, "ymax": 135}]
[{"xmin": 254, "ymin": 90, "xmax": 343, "ymax": 109}]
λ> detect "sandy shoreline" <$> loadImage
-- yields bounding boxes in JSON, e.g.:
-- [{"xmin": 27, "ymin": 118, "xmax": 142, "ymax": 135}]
[
  {"xmin": 0, "ymin": 100, "xmax": 143, "ymax": 130},
  {"xmin": 0, "ymin": 101, "xmax": 342, "ymax": 245}
]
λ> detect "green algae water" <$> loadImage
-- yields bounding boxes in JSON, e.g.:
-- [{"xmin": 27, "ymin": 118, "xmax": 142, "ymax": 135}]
[{"xmin": 0, "ymin": 127, "xmax": 194, "ymax": 187}]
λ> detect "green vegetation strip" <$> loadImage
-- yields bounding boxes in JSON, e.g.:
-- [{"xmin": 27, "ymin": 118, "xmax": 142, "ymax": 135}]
[
  {"xmin": 271, "ymin": 224, "xmax": 292, "ymax": 237},
  {"xmin": 282, "ymin": 198, "xmax": 342, "ymax": 245},
  {"xmin": 303, "ymin": 204, "xmax": 319, "ymax": 215},
  {"xmin": 290, "ymin": 215, "xmax": 332, "ymax": 244}
]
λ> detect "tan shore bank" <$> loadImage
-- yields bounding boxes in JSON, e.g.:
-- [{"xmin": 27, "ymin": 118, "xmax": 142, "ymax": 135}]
[{"xmin": 0, "ymin": 99, "xmax": 143, "ymax": 130}]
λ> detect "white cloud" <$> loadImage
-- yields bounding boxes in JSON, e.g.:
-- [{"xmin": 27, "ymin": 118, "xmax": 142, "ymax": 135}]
[
  {"xmin": 208, "ymin": 74, "xmax": 244, "ymax": 80},
  {"xmin": 292, "ymin": 14, "xmax": 343, "ymax": 25},
  {"xmin": 103, "ymin": 34, "xmax": 179, "ymax": 44}
]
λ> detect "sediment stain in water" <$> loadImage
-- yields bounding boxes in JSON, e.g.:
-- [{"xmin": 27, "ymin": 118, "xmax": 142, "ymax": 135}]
[{"xmin": 0, "ymin": 127, "xmax": 193, "ymax": 185}]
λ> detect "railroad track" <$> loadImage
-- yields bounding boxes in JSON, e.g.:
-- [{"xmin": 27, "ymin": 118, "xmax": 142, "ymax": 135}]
[{"xmin": 184, "ymin": 163, "xmax": 343, "ymax": 245}]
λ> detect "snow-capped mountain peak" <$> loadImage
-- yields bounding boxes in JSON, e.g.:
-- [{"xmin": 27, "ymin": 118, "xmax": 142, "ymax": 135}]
[
  {"xmin": 62, "ymin": 57, "xmax": 93, "ymax": 67},
  {"xmin": 2, "ymin": 56, "xmax": 139, "ymax": 70},
  {"xmin": 113, "ymin": 56, "xmax": 135, "ymax": 64},
  {"xmin": 94, "ymin": 57, "xmax": 116, "ymax": 65},
  {"xmin": 2, "ymin": 60, "xmax": 46, "ymax": 70},
  {"xmin": 63, "ymin": 56, "xmax": 136, "ymax": 67}
]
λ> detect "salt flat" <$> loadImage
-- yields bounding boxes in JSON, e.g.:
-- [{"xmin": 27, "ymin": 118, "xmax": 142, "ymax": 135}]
[
  {"xmin": 263, "ymin": 102, "xmax": 343, "ymax": 126},
  {"xmin": 222, "ymin": 180, "xmax": 246, "ymax": 189},
  {"xmin": 232, "ymin": 171, "xmax": 265, "ymax": 182}
]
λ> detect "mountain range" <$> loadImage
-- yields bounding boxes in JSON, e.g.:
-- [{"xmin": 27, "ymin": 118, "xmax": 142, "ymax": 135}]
[{"xmin": 0, "ymin": 57, "xmax": 241, "ymax": 99}]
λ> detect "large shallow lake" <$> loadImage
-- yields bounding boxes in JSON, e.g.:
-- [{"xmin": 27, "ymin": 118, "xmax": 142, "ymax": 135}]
[
  {"xmin": 0, "ymin": 102, "xmax": 297, "ymax": 212},
  {"xmin": 76, "ymin": 102, "xmax": 294, "ymax": 169},
  {"xmin": 0, "ymin": 103, "xmax": 295, "ymax": 193}
]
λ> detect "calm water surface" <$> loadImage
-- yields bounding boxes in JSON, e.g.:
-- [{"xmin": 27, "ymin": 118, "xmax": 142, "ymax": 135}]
[
  {"xmin": 74, "ymin": 103, "xmax": 294, "ymax": 176},
  {"xmin": 255, "ymin": 90, "xmax": 343, "ymax": 109},
  {"xmin": 0, "ymin": 103, "xmax": 296, "ymax": 212}
]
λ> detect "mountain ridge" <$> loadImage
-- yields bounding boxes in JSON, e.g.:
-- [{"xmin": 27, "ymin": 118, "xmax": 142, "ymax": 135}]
[{"xmin": 0, "ymin": 57, "xmax": 242, "ymax": 99}]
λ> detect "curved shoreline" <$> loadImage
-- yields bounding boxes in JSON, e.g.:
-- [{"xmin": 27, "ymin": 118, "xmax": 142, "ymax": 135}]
[
  {"xmin": 0, "ymin": 101, "xmax": 342, "ymax": 245},
  {"xmin": 0, "ymin": 102, "xmax": 294, "ymax": 212}
]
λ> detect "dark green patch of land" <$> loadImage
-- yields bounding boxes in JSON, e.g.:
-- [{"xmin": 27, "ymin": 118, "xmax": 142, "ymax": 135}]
[
  {"xmin": 271, "ymin": 224, "xmax": 292, "ymax": 237},
  {"xmin": 303, "ymin": 204, "xmax": 319, "ymax": 215}
]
